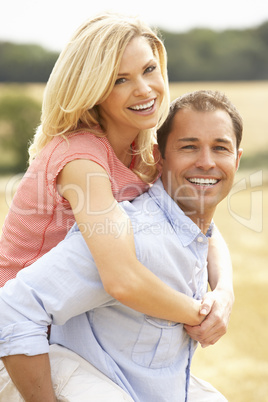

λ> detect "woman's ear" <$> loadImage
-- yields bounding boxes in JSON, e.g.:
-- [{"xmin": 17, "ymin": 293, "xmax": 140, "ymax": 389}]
[{"xmin": 153, "ymin": 144, "xmax": 164, "ymax": 174}]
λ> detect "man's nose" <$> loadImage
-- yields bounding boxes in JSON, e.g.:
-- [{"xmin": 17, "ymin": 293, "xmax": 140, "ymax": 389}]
[{"xmin": 195, "ymin": 148, "xmax": 216, "ymax": 170}]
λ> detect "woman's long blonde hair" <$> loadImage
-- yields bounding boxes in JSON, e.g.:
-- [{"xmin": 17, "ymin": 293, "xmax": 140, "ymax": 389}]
[{"xmin": 29, "ymin": 12, "xmax": 170, "ymax": 182}]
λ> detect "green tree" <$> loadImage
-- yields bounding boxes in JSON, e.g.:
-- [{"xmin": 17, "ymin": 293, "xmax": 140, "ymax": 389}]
[
  {"xmin": 161, "ymin": 22, "xmax": 268, "ymax": 81},
  {"xmin": 256, "ymin": 21, "xmax": 268, "ymax": 46},
  {"xmin": 0, "ymin": 95, "xmax": 41, "ymax": 172},
  {"xmin": 0, "ymin": 42, "xmax": 58, "ymax": 82}
]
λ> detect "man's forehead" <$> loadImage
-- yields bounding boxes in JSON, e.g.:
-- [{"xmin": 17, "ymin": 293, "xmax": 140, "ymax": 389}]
[
  {"xmin": 168, "ymin": 108, "xmax": 236, "ymax": 142},
  {"xmin": 173, "ymin": 107, "xmax": 231, "ymax": 123}
]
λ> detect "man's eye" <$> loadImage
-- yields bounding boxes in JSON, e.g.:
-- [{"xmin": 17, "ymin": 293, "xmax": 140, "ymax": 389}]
[
  {"xmin": 215, "ymin": 146, "xmax": 228, "ymax": 151},
  {"xmin": 181, "ymin": 145, "xmax": 196, "ymax": 150}
]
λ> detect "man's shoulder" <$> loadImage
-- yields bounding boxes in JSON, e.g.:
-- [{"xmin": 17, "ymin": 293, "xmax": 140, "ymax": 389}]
[{"xmin": 120, "ymin": 191, "xmax": 165, "ymax": 232}]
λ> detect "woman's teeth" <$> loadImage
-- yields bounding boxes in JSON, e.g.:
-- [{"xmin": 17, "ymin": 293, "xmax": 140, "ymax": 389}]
[{"xmin": 130, "ymin": 99, "xmax": 155, "ymax": 111}]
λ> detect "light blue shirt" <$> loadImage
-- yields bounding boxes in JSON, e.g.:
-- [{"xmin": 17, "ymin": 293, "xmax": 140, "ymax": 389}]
[{"xmin": 0, "ymin": 179, "xmax": 212, "ymax": 402}]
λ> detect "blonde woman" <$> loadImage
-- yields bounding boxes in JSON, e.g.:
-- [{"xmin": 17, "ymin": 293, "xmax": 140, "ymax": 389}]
[
  {"xmin": 0, "ymin": 12, "xmax": 203, "ymax": 319},
  {"xmin": 0, "ymin": 14, "xmax": 234, "ymax": 400}
]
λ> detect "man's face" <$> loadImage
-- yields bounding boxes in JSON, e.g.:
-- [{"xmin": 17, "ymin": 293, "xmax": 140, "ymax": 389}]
[{"xmin": 160, "ymin": 108, "xmax": 242, "ymax": 222}]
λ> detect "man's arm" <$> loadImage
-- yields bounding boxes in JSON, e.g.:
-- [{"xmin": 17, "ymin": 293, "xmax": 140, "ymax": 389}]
[
  {"xmin": 2, "ymin": 354, "xmax": 56, "ymax": 402},
  {"xmin": 184, "ymin": 226, "xmax": 234, "ymax": 347},
  {"xmin": 0, "ymin": 231, "xmax": 116, "ymax": 402}
]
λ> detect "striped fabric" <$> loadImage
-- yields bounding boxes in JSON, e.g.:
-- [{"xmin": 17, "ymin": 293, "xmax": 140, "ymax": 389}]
[{"xmin": 0, "ymin": 132, "xmax": 149, "ymax": 286}]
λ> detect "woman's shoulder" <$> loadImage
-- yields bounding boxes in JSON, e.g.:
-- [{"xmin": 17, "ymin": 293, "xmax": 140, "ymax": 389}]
[{"xmin": 36, "ymin": 130, "xmax": 107, "ymax": 163}]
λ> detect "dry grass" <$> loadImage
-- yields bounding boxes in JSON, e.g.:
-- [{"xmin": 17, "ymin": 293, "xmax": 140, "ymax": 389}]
[
  {"xmin": 0, "ymin": 82, "xmax": 268, "ymax": 400},
  {"xmin": 191, "ymin": 178, "xmax": 268, "ymax": 401},
  {"xmin": 0, "ymin": 83, "xmax": 45, "ymax": 103}
]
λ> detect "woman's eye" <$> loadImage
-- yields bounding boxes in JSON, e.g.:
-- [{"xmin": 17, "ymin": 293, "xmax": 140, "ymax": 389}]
[
  {"xmin": 144, "ymin": 65, "xmax": 156, "ymax": 74},
  {"xmin": 115, "ymin": 77, "xmax": 126, "ymax": 85}
]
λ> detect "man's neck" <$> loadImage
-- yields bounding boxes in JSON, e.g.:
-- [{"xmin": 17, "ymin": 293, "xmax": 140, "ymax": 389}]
[{"xmin": 184, "ymin": 212, "xmax": 214, "ymax": 235}]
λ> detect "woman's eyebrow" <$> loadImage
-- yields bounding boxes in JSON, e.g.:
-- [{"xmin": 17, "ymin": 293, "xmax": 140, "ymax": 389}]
[{"xmin": 118, "ymin": 59, "xmax": 156, "ymax": 77}]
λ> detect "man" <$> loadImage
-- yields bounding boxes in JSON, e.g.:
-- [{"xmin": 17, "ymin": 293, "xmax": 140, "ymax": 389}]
[{"xmin": 0, "ymin": 90, "xmax": 243, "ymax": 401}]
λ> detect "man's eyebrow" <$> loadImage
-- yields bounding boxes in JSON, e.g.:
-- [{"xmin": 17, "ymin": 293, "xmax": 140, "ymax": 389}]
[
  {"xmin": 177, "ymin": 137, "xmax": 233, "ymax": 145},
  {"xmin": 177, "ymin": 137, "xmax": 199, "ymax": 142},
  {"xmin": 214, "ymin": 138, "xmax": 233, "ymax": 145}
]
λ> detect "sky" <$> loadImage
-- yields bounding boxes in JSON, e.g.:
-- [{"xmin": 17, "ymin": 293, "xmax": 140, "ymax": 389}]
[{"xmin": 1, "ymin": 0, "xmax": 268, "ymax": 52}]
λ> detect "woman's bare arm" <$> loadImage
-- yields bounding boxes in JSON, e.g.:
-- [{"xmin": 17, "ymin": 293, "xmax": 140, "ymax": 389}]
[{"xmin": 57, "ymin": 159, "xmax": 206, "ymax": 326}]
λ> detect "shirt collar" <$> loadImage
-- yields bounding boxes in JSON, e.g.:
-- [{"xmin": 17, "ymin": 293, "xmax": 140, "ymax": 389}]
[{"xmin": 148, "ymin": 178, "xmax": 214, "ymax": 247}]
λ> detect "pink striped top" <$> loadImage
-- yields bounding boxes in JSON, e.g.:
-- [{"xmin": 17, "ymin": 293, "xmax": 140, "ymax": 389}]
[{"xmin": 0, "ymin": 131, "xmax": 149, "ymax": 286}]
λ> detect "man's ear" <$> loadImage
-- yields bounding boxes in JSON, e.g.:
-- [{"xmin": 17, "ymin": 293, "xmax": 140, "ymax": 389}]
[
  {"xmin": 236, "ymin": 148, "xmax": 243, "ymax": 170},
  {"xmin": 153, "ymin": 144, "xmax": 164, "ymax": 174}
]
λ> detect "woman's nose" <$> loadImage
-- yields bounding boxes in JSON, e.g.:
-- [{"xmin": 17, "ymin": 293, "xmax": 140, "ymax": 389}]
[{"xmin": 133, "ymin": 78, "xmax": 152, "ymax": 97}]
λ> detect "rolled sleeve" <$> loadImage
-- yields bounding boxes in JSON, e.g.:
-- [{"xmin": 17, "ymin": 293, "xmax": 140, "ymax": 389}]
[
  {"xmin": 0, "ymin": 321, "xmax": 49, "ymax": 357},
  {"xmin": 0, "ymin": 277, "xmax": 52, "ymax": 357}
]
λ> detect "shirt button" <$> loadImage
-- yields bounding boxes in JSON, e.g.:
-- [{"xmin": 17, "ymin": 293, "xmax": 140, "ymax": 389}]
[{"xmin": 197, "ymin": 237, "xmax": 203, "ymax": 243}]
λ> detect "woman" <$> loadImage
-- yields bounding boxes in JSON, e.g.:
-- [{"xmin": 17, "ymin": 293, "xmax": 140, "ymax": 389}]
[{"xmin": 0, "ymin": 12, "xmax": 204, "ymax": 321}]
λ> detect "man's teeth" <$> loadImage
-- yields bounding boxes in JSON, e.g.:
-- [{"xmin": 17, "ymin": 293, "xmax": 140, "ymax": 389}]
[
  {"xmin": 130, "ymin": 100, "xmax": 154, "ymax": 110},
  {"xmin": 188, "ymin": 178, "xmax": 218, "ymax": 186}
]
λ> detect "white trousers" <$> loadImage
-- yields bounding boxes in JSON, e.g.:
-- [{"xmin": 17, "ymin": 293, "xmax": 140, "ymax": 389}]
[{"xmin": 0, "ymin": 344, "xmax": 227, "ymax": 401}]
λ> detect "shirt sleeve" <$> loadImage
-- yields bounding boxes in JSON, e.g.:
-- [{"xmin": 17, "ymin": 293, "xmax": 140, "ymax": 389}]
[
  {"xmin": 0, "ymin": 230, "xmax": 116, "ymax": 357},
  {"xmin": 46, "ymin": 132, "xmax": 112, "ymax": 200}
]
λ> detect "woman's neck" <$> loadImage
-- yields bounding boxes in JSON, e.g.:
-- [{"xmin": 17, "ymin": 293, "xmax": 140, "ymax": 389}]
[
  {"xmin": 106, "ymin": 131, "xmax": 137, "ymax": 167},
  {"xmin": 112, "ymin": 142, "xmax": 133, "ymax": 167}
]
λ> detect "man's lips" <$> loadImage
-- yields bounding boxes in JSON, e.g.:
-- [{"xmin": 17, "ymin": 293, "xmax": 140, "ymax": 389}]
[{"xmin": 187, "ymin": 177, "xmax": 220, "ymax": 186}]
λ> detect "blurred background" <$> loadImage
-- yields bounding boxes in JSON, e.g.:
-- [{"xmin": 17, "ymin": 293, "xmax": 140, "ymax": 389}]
[{"xmin": 0, "ymin": 1, "xmax": 267, "ymax": 400}]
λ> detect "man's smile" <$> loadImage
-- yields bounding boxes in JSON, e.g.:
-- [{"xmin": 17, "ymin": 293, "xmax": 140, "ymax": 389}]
[{"xmin": 187, "ymin": 177, "xmax": 220, "ymax": 186}]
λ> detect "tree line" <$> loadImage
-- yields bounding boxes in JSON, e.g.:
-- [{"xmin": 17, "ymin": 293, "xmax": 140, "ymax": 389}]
[
  {"xmin": 162, "ymin": 21, "xmax": 268, "ymax": 81},
  {"xmin": 0, "ymin": 21, "xmax": 268, "ymax": 82}
]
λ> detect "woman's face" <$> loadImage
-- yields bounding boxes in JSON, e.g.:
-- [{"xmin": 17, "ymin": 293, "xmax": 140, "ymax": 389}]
[{"xmin": 98, "ymin": 36, "xmax": 165, "ymax": 139}]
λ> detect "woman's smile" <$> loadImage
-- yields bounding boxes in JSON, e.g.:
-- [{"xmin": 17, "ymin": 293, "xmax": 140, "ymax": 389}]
[
  {"xmin": 128, "ymin": 98, "xmax": 156, "ymax": 112},
  {"xmin": 98, "ymin": 36, "xmax": 165, "ymax": 140}
]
